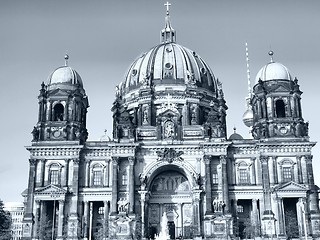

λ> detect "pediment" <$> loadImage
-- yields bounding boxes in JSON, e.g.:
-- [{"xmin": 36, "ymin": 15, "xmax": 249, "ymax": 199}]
[
  {"xmin": 34, "ymin": 184, "xmax": 67, "ymax": 195},
  {"xmin": 275, "ymin": 181, "xmax": 307, "ymax": 192},
  {"xmin": 158, "ymin": 108, "xmax": 180, "ymax": 118},
  {"xmin": 48, "ymin": 88, "xmax": 70, "ymax": 96}
]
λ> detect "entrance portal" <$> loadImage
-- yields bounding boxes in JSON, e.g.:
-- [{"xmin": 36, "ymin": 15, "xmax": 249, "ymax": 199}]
[{"xmin": 148, "ymin": 170, "xmax": 193, "ymax": 239}]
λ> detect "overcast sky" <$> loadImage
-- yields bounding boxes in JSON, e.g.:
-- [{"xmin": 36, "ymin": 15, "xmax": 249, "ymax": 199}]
[{"xmin": 0, "ymin": 0, "xmax": 319, "ymax": 202}]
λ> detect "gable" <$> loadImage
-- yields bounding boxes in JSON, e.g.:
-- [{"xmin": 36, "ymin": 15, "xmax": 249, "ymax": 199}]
[
  {"xmin": 275, "ymin": 181, "xmax": 308, "ymax": 192},
  {"xmin": 34, "ymin": 184, "xmax": 67, "ymax": 195}
]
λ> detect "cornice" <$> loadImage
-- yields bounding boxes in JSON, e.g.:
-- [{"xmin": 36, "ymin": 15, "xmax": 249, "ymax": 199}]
[{"xmin": 26, "ymin": 145, "xmax": 83, "ymax": 158}]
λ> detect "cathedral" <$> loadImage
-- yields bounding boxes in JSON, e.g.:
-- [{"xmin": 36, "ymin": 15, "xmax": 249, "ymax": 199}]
[{"xmin": 22, "ymin": 3, "xmax": 320, "ymax": 240}]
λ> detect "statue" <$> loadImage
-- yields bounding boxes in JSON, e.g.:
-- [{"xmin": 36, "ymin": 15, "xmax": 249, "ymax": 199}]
[
  {"xmin": 117, "ymin": 198, "xmax": 129, "ymax": 213},
  {"xmin": 31, "ymin": 126, "xmax": 39, "ymax": 141},
  {"xmin": 213, "ymin": 197, "xmax": 219, "ymax": 212},
  {"xmin": 213, "ymin": 198, "xmax": 225, "ymax": 213}
]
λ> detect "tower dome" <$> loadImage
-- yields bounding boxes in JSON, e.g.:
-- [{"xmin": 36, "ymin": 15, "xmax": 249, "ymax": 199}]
[
  {"xmin": 255, "ymin": 51, "xmax": 292, "ymax": 83},
  {"xmin": 47, "ymin": 54, "xmax": 83, "ymax": 89}
]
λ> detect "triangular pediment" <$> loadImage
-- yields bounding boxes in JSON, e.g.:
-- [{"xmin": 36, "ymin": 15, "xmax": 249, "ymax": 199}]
[
  {"xmin": 48, "ymin": 88, "xmax": 70, "ymax": 96},
  {"xmin": 158, "ymin": 108, "xmax": 180, "ymax": 118},
  {"xmin": 34, "ymin": 184, "xmax": 67, "ymax": 195},
  {"xmin": 275, "ymin": 181, "xmax": 307, "ymax": 192}
]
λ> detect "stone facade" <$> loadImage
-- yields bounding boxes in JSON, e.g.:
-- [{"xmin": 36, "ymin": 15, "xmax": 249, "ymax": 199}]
[{"xmin": 22, "ymin": 5, "xmax": 320, "ymax": 240}]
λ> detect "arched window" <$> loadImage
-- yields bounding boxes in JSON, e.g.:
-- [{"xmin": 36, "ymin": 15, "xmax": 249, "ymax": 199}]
[
  {"xmin": 281, "ymin": 159, "xmax": 294, "ymax": 183},
  {"xmin": 92, "ymin": 164, "xmax": 103, "ymax": 186},
  {"xmin": 237, "ymin": 162, "xmax": 250, "ymax": 185},
  {"xmin": 49, "ymin": 163, "xmax": 61, "ymax": 185},
  {"xmin": 275, "ymin": 99, "xmax": 286, "ymax": 118},
  {"xmin": 53, "ymin": 103, "xmax": 64, "ymax": 121},
  {"xmin": 122, "ymin": 171, "xmax": 128, "ymax": 186}
]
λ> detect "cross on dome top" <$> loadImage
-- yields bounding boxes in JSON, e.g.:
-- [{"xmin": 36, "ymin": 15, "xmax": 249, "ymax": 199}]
[{"xmin": 164, "ymin": 1, "xmax": 171, "ymax": 16}]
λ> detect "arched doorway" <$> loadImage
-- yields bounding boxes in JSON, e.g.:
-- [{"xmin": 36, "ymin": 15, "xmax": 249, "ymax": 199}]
[{"xmin": 147, "ymin": 169, "xmax": 193, "ymax": 239}]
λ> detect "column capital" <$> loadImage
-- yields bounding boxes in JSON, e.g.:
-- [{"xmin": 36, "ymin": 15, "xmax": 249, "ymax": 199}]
[
  {"xmin": 29, "ymin": 158, "xmax": 37, "ymax": 166},
  {"xmin": 259, "ymin": 155, "xmax": 269, "ymax": 164},
  {"xmin": 72, "ymin": 158, "xmax": 80, "ymax": 164},
  {"xmin": 204, "ymin": 155, "xmax": 211, "ymax": 164},
  {"xmin": 128, "ymin": 156, "xmax": 135, "ymax": 165},
  {"xmin": 111, "ymin": 156, "xmax": 120, "ymax": 164},
  {"xmin": 138, "ymin": 190, "xmax": 149, "ymax": 201},
  {"xmin": 219, "ymin": 155, "xmax": 227, "ymax": 164},
  {"xmin": 305, "ymin": 155, "xmax": 313, "ymax": 163},
  {"xmin": 58, "ymin": 200, "xmax": 65, "ymax": 204},
  {"xmin": 192, "ymin": 189, "xmax": 202, "ymax": 201}
]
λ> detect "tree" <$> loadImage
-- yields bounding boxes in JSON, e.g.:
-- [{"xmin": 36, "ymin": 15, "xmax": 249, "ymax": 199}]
[{"xmin": 0, "ymin": 200, "xmax": 12, "ymax": 240}]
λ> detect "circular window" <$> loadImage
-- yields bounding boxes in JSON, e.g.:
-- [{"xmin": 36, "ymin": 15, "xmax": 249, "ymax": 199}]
[
  {"xmin": 165, "ymin": 63, "xmax": 173, "ymax": 69},
  {"xmin": 166, "ymin": 48, "xmax": 172, "ymax": 53},
  {"xmin": 132, "ymin": 69, "xmax": 138, "ymax": 76},
  {"xmin": 201, "ymin": 67, "xmax": 207, "ymax": 74}
]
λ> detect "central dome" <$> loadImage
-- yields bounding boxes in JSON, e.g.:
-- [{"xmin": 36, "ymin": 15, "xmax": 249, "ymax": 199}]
[
  {"xmin": 117, "ymin": 10, "xmax": 218, "ymax": 98},
  {"xmin": 119, "ymin": 42, "xmax": 217, "ymax": 95}
]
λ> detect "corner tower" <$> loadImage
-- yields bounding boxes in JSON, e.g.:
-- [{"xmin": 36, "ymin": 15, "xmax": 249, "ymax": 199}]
[
  {"xmin": 33, "ymin": 55, "xmax": 89, "ymax": 144},
  {"xmin": 251, "ymin": 51, "xmax": 308, "ymax": 140}
]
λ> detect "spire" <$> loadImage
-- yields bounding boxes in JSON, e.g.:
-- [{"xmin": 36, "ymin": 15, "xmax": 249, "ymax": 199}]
[{"xmin": 161, "ymin": 2, "xmax": 176, "ymax": 43}]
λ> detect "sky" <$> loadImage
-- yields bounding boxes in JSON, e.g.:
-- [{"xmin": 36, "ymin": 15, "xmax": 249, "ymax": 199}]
[{"xmin": 0, "ymin": 0, "xmax": 320, "ymax": 202}]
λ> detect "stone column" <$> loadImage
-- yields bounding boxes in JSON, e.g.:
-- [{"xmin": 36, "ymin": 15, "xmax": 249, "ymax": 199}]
[
  {"xmin": 46, "ymin": 101, "xmax": 52, "ymax": 121},
  {"xmin": 306, "ymin": 155, "xmax": 315, "ymax": 185},
  {"xmin": 57, "ymin": 200, "xmax": 65, "ymax": 238},
  {"xmin": 297, "ymin": 156, "xmax": 303, "ymax": 183},
  {"xmin": 39, "ymin": 159, "xmax": 45, "ymax": 187},
  {"xmin": 192, "ymin": 190, "xmax": 202, "ymax": 236},
  {"xmin": 204, "ymin": 155, "xmax": 212, "ymax": 214},
  {"xmin": 301, "ymin": 156, "xmax": 308, "ymax": 184},
  {"xmin": 220, "ymin": 155, "xmax": 229, "ymax": 213},
  {"xmin": 179, "ymin": 203, "xmax": 183, "ymax": 237},
  {"xmin": 260, "ymin": 156, "xmax": 272, "ymax": 211},
  {"xmin": 63, "ymin": 159, "xmax": 69, "ymax": 187},
  {"xmin": 33, "ymin": 200, "xmax": 40, "ymax": 237},
  {"xmin": 277, "ymin": 197, "xmax": 285, "ymax": 235},
  {"xmin": 83, "ymin": 201, "xmax": 89, "ymax": 239},
  {"xmin": 105, "ymin": 159, "xmax": 110, "ymax": 187},
  {"xmin": 250, "ymin": 158, "xmax": 256, "ymax": 185},
  {"xmin": 68, "ymin": 159, "xmax": 80, "ymax": 238},
  {"xmin": 111, "ymin": 157, "xmax": 119, "ymax": 213},
  {"xmin": 268, "ymin": 156, "xmax": 275, "ymax": 185},
  {"xmin": 252, "ymin": 199, "xmax": 258, "ymax": 236},
  {"xmin": 24, "ymin": 158, "xmax": 37, "ymax": 229},
  {"xmin": 103, "ymin": 201, "xmax": 109, "ymax": 239},
  {"xmin": 85, "ymin": 159, "xmax": 90, "ymax": 187},
  {"xmin": 128, "ymin": 157, "xmax": 135, "ymax": 213},
  {"xmin": 293, "ymin": 161, "xmax": 299, "ymax": 183},
  {"xmin": 139, "ymin": 190, "xmax": 148, "ymax": 238}
]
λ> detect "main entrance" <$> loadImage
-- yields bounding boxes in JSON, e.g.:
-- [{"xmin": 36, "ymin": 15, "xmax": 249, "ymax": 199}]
[{"xmin": 147, "ymin": 170, "xmax": 193, "ymax": 239}]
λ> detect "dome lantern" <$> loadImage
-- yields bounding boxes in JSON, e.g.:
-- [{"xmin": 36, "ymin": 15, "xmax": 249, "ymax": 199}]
[{"xmin": 161, "ymin": 1, "xmax": 176, "ymax": 44}]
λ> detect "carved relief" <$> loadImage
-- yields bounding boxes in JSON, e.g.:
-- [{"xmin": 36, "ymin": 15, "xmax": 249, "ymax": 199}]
[
  {"xmin": 156, "ymin": 148, "xmax": 184, "ymax": 163},
  {"xmin": 150, "ymin": 171, "xmax": 190, "ymax": 193}
]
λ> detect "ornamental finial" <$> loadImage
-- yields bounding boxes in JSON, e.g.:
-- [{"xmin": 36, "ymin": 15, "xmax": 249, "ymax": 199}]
[
  {"xmin": 268, "ymin": 50, "xmax": 274, "ymax": 63},
  {"xmin": 64, "ymin": 54, "xmax": 69, "ymax": 66}
]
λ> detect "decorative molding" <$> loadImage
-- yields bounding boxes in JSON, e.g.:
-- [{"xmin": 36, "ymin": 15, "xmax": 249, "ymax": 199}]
[{"xmin": 156, "ymin": 148, "xmax": 184, "ymax": 163}]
